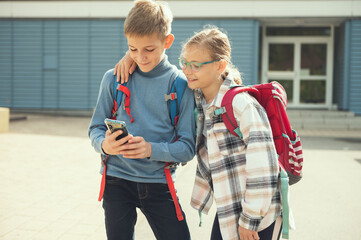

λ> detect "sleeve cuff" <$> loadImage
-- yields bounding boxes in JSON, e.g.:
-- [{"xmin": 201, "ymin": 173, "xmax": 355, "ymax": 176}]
[
  {"xmin": 95, "ymin": 137, "xmax": 107, "ymax": 155},
  {"xmin": 101, "ymin": 146, "xmax": 108, "ymax": 156},
  {"xmin": 148, "ymin": 142, "xmax": 164, "ymax": 161},
  {"xmin": 238, "ymin": 212, "xmax": 262, "ymax": 231}
]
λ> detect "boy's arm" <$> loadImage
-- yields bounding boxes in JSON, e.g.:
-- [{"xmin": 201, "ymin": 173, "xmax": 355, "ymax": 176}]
[
  {"xmin": 88, "ymin": 69, "xmax": 116, "ymax": 154},
  {"xmin": 149, "ymin": 82, "xmax": 196, "ymax": 164},
  {"xmin": 114, "ymin": 51, "xmax": 137, "ymax": 84}
]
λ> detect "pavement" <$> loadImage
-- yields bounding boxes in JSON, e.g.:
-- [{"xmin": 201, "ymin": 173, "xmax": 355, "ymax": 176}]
[{"xmin": 0, "ymin": 113, "xmax": 361, "ymax": 240}]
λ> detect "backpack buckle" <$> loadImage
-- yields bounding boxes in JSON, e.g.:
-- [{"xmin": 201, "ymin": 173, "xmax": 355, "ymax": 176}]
[
  {"xmin": 165, "ymin": 162, "xmax": 178, "ymax": 169},
  {"xmin": 209, "ymin": 107, "xmax": 226, "ymax": 119},
  {"xmin": 164, "ymin": 93, "xmax": 177, "ymax": 101}
]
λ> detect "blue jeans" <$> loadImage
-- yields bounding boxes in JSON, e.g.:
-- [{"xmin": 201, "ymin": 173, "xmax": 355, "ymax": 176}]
[{"xmin": 103, "ymin": 176, "xmax": 191, "ymax": 240}]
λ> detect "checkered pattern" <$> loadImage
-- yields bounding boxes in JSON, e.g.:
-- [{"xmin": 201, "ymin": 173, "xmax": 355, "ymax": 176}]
[{"xmin": 191, "ymin": 77, "xmax": 282, "ymax": 240}]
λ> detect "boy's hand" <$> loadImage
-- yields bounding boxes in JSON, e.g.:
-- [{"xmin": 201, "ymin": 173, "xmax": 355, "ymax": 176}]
[
  {"xmin": 114, "ymin": 51, "xmax": 137, "ymax": 84},
  {"xmin": 118, "ymin": 136, "xmax": 152, "ymax": 159},
  {"xmin": 238, "ymin": 226, "xmax": 259, "ymax": 240},
  {"xmin": 101, "ymin": 130, "xmax": 132, "ymax": 155}
]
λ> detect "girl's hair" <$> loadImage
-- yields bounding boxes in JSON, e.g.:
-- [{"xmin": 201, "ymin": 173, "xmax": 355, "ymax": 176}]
[
  {"xmin": 124, "ymin": 0, "xmax": 173, "ymax": 40},
  {"xmin": 181, "ymin": 25, "xmax": 242, "ymax": 85}
]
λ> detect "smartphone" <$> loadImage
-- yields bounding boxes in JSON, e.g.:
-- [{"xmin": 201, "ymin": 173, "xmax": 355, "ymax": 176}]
[{"xmin": 104, "ymin": 118, "xmax": 129, "ymax": 141}]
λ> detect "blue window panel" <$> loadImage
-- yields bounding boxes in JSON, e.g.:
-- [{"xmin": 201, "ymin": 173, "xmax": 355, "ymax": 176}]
[
  {"xmin": 89, "ymin": 20, "xmax": 125, "ymax": 109},
  {"xmin": 58, "ymin": 21, "xmax": 89, "ymax": 109},
  {"xmin": 344, "ymin": 20, "xmax": 361, "ymax": 115},
  {"xmin": 43, "ymin": 21, "xmax": 59, "ymax": 109},
  {"xmin": 13, "ymin": 21, "xmax": 42, "ymax": 108},
  {"xmin": 43, "ymin": 55, "xmax": 58, "ymax": 70},
  {"xmin": 0, "ymin": 21, "xmax": 12, "ymax": 108}
]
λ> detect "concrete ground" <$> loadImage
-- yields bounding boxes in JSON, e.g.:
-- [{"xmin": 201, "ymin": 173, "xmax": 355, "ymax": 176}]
[{"xmin": 0, "ymin": 113, "xmax": 361, "ymax": 240}]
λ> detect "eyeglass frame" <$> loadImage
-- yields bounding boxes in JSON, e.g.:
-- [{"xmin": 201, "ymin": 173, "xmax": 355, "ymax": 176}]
[{"xmin": 179, "ymin": 58, "xmax": 221, "ymax": 73}]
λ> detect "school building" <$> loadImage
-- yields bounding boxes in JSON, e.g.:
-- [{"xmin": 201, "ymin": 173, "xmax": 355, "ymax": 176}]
[{"xmin": 0, "ymin": 0, "xmax": 361, "ymax": 115}]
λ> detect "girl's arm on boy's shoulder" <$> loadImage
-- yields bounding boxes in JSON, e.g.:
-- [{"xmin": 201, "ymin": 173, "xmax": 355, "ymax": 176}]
[
  {"xmin": 233, "ymin": 94, "xmax": 279, "ymax": 231},
  {"xmin": 88, "ymin": 69, "xmax": 117, "ymax": 155},
  {"xmin": 114, "ymin": 51, "xmax": 137, "ymax": 84}
]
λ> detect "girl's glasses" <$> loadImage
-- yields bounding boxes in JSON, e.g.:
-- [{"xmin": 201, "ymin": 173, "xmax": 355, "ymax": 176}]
[{"xmin": 179, "ymin": 58, "xmax": 220, "ymax": 73}]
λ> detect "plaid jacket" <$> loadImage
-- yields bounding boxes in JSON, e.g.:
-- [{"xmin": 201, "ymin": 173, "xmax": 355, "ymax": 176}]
[{"xmin": 191, "ymin": 77, "xmax": 282, "ymax": 240}]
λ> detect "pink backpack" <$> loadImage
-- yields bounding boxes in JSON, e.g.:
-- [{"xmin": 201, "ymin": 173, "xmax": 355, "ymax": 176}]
[{"xmin": 218, "ymin": 81, "xmax": 303, "ymax": 239}]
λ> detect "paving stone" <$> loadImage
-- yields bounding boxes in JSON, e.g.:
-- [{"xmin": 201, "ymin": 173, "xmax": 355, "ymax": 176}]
[
  {"xmin": 0, "ymin": 215, "xmax": 32, "ymax": 237},
  {"xmin": 1, "ymin": 229, "xmax": 37, "ymax": 240},
  {"xmin": 18, "ymin": 219, "xmax": 50, "ymax": 231}
]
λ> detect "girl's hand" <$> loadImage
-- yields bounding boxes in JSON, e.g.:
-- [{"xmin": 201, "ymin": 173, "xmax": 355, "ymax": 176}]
[
  {"xmin": 101, "ymin": 130, "xmax": 132, "ymax": 155},
  {"xmin": 238, "ymin": 226, "xmax": 259, "ymax": 240},
  {"xmin": 118, "ymin": 136, "xmax": 152, "ymax": 159},
  {"xmin": 114, "ymin": 51, "xmax": 137, "ymax": 84}
]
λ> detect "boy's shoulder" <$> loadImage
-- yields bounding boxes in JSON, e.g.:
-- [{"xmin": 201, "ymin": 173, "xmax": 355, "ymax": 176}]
[
  {"xmin": 103, "ymin": 68, "xmax": 115, "ymax": 82},
  {"xmin": 168, "ymin": 64, "xmax": 186, "ymax": 82},
  {"xmin": 169, "ymin": 67, "xmax": 188, "ymax": 89},
  {"xmin": 97, "ymin": 69, "xmax": 117, "ymax": 96},
  {"xmin": 100, "ymin": 68, "xmax": 116, "ymax": 88},
  {"xmin": 175, "ymin": 69, "xmax": 187, "ymax": 81}
]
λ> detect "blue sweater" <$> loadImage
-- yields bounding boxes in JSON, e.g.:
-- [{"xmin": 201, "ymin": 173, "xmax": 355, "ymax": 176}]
[{"xmin": 88, "ymin": 56, "xmax": 196, "ymax": 183}]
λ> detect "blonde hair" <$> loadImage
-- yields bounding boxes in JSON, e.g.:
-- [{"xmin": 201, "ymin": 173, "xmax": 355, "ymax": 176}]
[
  {"xmin": 124, "ymin": 0, "xmax": 173, "ymax": 40},
  {"xmin": 182, "ymin": 25, "xmax": 242, "ymax": 85}
]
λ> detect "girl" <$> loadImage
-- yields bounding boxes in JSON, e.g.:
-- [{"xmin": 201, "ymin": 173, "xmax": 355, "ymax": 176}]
[
  {"xmin": 181, "ymin": 26, "xmax": 282, "ymax": 240},
  {"xmin": 114, "ymin": 26, "xmax": 283, "ymax": 240}
]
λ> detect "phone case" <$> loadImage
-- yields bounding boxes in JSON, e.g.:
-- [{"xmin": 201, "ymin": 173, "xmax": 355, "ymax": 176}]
[{"xmin": 104, "ymin": 119, "xmax": 129, "ymax": 141}]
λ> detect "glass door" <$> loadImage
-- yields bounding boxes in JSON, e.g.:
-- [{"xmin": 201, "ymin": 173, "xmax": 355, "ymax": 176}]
[
  {"xmin": 299, "ymin": 43, "xmax": 327, "ymax": 104},
  {"xmin": 267, "ymin": 43, "xmax": 295, "ymax": 104},
  {"xmin": 262, "ymin": 26, "xmax": 334, "ymax": 108}
]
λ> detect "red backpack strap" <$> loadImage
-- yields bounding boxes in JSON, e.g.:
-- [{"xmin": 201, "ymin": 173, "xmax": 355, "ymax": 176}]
[
  {"xmin": 220, "ymin": 86, "xmax": 260, "ymax": 138},
  {"xmin": 117, "ymin": 84, "xmax": 134, "ymax": 123},
  {"xmin": 164, "ymin": 162, "xmax": 184, "ymax": 221},
  {"xmin": 98, "ymin": 155, "xmax": 108, "ymax": 201}
]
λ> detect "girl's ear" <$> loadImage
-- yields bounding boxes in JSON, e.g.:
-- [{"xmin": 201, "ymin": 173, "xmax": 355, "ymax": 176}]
[
  {"xmin": 217, "ymin": 59, "xmax": 228, "ymax": 75},
  {"xmin": 164, "ymin": 34, "xmax": 175, "ymax": 49}
]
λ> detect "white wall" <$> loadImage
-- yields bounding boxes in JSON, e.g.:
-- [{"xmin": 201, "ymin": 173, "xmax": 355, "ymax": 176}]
[{"xmin": 0, "ymin": 1, "xmax": 360, "ymax": 18}]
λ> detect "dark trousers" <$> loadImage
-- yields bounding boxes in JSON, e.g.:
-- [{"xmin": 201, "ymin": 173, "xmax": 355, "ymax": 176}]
[
  {"xmin": 211, "ymin": 214, "xmax": 282, "ymax": 240},
  {"xmin": 102, "ymin": 176, "xmax": 191, "ymax": 240}
]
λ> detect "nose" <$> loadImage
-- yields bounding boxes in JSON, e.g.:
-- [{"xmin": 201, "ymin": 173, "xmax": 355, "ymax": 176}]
[{"xmin": 138, "ymin": 51, "xmax": 147, "ymax": 61}]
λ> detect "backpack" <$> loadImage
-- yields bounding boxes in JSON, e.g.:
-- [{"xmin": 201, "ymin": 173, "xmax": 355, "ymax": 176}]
[
  {"xmin": 98, "ymin": 72, "xmax": 188, "ymax": 222},
  {"xmin": 214, "ymin": 81, "xmax": 303, "ymax": 239}
]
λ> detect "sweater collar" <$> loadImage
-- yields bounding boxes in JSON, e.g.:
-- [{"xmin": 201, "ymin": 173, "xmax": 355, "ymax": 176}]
[{"xmin": 136, "ymin": 54, "xmax": 171, "ymax": 78}]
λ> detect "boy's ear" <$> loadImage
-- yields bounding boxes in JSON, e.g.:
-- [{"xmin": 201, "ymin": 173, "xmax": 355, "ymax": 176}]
[
  {"xmin": 164, "ymin": 34, "xmax": 175, "ymax": 49},
  {"xmin": 217, "ymin": 59, "xmax": 228, "ymax": 74}
]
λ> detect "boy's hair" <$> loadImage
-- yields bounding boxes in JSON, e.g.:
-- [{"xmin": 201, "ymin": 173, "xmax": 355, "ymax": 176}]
[
  {"xmin": 124, "ymin": 0, "xmax": 173, "ymax": 40},
  {"xmin": 182, "ymin": 25, "xmax": 243, "ymax": 85}
]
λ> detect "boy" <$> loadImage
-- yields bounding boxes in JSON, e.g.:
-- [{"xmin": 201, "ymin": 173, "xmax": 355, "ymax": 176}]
[{"xmin": 88, "ymin": 1, "xmax": 195, "ymax": 239}]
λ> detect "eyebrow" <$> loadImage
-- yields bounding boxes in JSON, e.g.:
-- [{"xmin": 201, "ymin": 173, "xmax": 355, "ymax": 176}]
[
  {"xmin": 184, "ymin": 58, "xmax": 202, "ymax": 63},
  {"xmin": 128, "ymin": 44, "xmax": 156, "ymax": 48}
]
